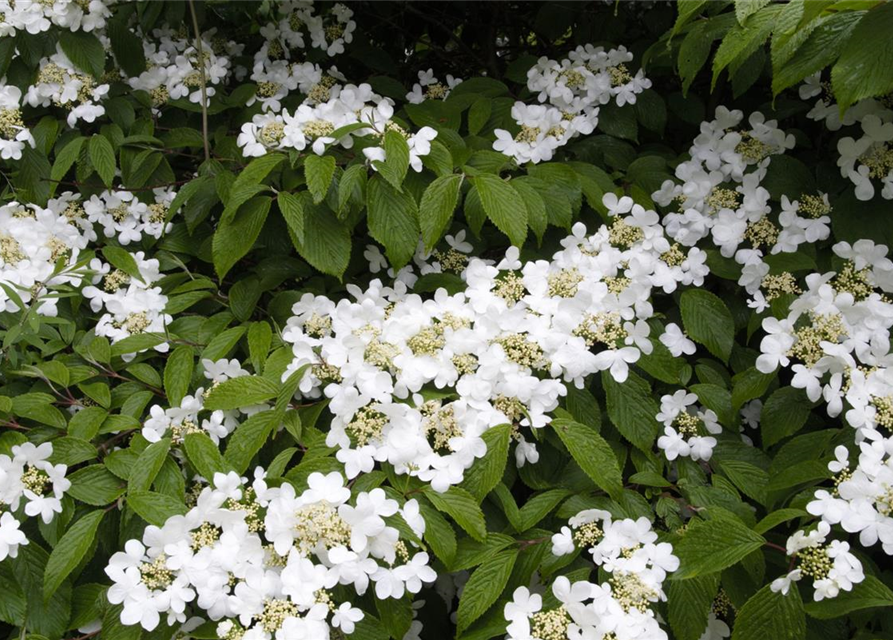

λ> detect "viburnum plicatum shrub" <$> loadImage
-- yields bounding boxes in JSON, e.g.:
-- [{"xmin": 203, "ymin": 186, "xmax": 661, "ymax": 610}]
[{"xmin": 1, "ymin": 2, "xmax": 893, "ymax": 640}]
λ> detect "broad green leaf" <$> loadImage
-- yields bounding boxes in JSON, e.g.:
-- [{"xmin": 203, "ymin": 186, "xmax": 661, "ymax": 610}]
[
  {"xmin": 732, "ymin": 583, "xmax": 805, "ymax": 640},
  {"xmin": 761, "ymin": 386, "xmax": 811, "ymax": 446},
  {"xmin": 419, "ymin": 502, "xmax": 457, "ymax": 566},
  {"xmin": 43, "ymin": 510, "xmax": 104, "ymax": 600},
  {"xmin": 423, "ymin": 486, "xmax": 488, "ymax": 541},
  {"xmin": 456, "ymin": 548, "xmax": 518, "ymax": 633},
  {"xmin": 680, "ymin": 289, "xmax": 735, "ymax": 362},
  {"xmin": 184, "ymin": 432, "xmax": 234, "ymax": 479},
  {"xmin": 127, "ymin": 490, "xmax": 187, "ymax": 526},
  {"xmin": 128, "ymin": 438, "xmax": 171, "ymax": 493},
  {"xmin": 367, "ymin": 175, "xmax": 420, "ymax": 270},
  {"xmin": 472, "ymin": 174, "xmax": 528, "ymax": 247},
  {"xmin": 603, "ymin": 370, "xmax": 661, "ymax": 451},
  {"xmin": 375, "ymin": 130, "xmax": 411, "ymax": 190},
  {"xmin": 419, "ymin": 174, "xmax": 462, "ymax": 251},
  {"xmin": 305, "ymin": 154, "xmax": 337, "ymax": 203},
  {"xmin": 213, "ymin": 196, "xmax": 272, "ymax": 279},
  {"xmin": 460, "ymin": 423, "xmax": 511, "ymax": 501},
  {"xmin": 674, "ymin": 514, "xmax": 766, "ymax": 579},
  {"xmin": 59, "ymin": 30, "xmax": 105, "ymax": 77},
  {"xmin": 278, "ymin": 191, "xmax": 305, "ymax": 245},
  {"xmin": 66, "ymin": 465, "xmax": 125, "ymax": 505},
  {"xmin": 108, "ymin": 18, "xmax": 146, "ymax": 77},
  {"xmin": 803, "ymin": 575, "xmax": 893, "ymax": 619},
  {"xmin": 668, "ymin": 574, "xmax": 720, "ymax": 640},
  {"xmin": 735, "ymin": 0, "xmax": 770, "ymax": 24},
  {"xmin": 224, "ymin": 410, "xmax": 280, "ymax": 473},
  {"xmin": 772, "ymin": 11, "xmax": 864, "ymax": 96},
  {"xmin": 89, "ymin": 135, "xmax": 116, "ymax": 187},
  {"xmin": 551, "ymin": 417, "xmax": 623, "ymax": 499},
  {"xmin": 164, "ymin": 345, "xmax": 194, "ymax": 406},
  {"xmin": 831, "ymin": 4, "xmax": 893, "ymax": 111},
  {"xmin": 292, "ymin": 197, "xmax": 351, "ymax": 278},
  {"xmin": 203, "ymin": 375, "xmax": 280, "ymax": 411}
]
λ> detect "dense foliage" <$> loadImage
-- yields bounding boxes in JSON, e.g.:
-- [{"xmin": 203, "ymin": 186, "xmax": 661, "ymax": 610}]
[{"xmin": 1, "ymin": 2, "xmax": 893, "ymax": 640}]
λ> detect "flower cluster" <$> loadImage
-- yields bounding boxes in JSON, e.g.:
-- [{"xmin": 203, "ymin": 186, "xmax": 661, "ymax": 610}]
[
  {"xmin": 83, "ymin": 250, "xmax": 172, "ymax": 358},
  {"xmin": 82, "ymin": 188, "xmax": 176, "ymax": 244},
  {"xmin": 281, "ymin": 205, "xmax": 709, "ymax": 491},
  {"xmin": 0, "ymin": 83, "xmax": 35, "ymax": 160},
  {"xmin": 506, "ymin": 510, "xmax": 678, "ymax": 640},
  {"xmin": 25, "ymin": 47, "xmax": 110, "ymax": 126},
  {"xmin": 105, "ymin": 470, "xmax": 434, "ymax": 636},
  {"xmin": 0, "ymin": 197, "xmax": 91, "ymax": 316},
  {"xmin": 142, "ymin": 358, "xmax": 257, "ymax": 445},
  {"xmin": 655, "ymin": 390, "xmax": 722, "ymax": 462},
  {"xmin": 771, "ymin": 521, "xmax": 864, "ymax": 601},
  {"xmin": 405, "ymin": 69, "xmax": 463, "ymax": 104},
  {"xmin": 0, "ymin": 0, "xmax": 112, "ymax": 36},
  {"xmin": 0, "ymin": 442, "xmax": 69, "ymax": 561},
  {"xmin": 127, "ymin": 26, "xmax": 235, "ymax": 109},
  {"xmin": 494, "ymin": 45, "xmax": 650, "ymax": 164}
]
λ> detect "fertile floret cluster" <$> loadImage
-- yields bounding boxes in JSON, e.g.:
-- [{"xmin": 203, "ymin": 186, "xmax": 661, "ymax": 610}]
[
  {"xmin": 508, "ymin": 510, "xmax": 678, "ymax": 640},
  {"xmin": 0, "ymin": 442, "xmax": 69, "ymax": 560},
  {"xmin": 281, "ymin": 203, "xmax": 709, "ymax": 491},
  {"xmin": 494, "ymin": 45, "xmax": 650, "ymax": 164},
  {"xmin": 105, "ymin": 470, "xmax": 434, "ymax": 636}
]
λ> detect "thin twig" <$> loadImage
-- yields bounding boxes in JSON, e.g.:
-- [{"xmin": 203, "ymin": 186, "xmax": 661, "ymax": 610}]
[{"xmin": 188, "ymin": 0, "xmax": 211, "ymax": 164}]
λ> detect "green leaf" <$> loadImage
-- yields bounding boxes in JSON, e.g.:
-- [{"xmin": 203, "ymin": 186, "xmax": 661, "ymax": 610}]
[
  {"xmin": 89, "ymin": 135, "xmax": 116, "ymax": 187},
  {"xmin": 518, "ymin": 489, "xmax": 570, "ymax": 531},
  {"xmin": 674, "ymin": 514, "xmax": 766, "ymax": 579},
  {"xmin": 456, "ymin": 549, "xmax": 518, "ymax": 633},
  {"xmin": 128, "ymin": 438, "xmax": 171, "ymax": 493},
  {"xmin": 43, "ymin": 510, "xmax": 104, "ymax": 600},
  {"xmin": 460, "ymin": 423, "xmax": 511, "ymax": 501},
  {"xmin": 305, "ymin": 154, "xmax": 337, "ymax": 203},
  {"xmin": 468, "ymin": 97, "xmax": 493, "ymax": 135},
  {"xmin": 754, "ymin": 508, "xmax": 808, "ymax": 535},
  {"xmin": 761, "ymin": 386, "xmax": 811, "ymax": 447},
  {"xmin": 472, "ymin": 174, "xmax": 527, "ymax": 246},
  {"xmin": 204, "ymin": 375, "xmax": 280, "ymax": 411},
  {"xmin": 419, "ymin": 502, "xmax": 457, "ymax": 566},
  {"xmin": 248, "ymin": 321, "xmax": 273, "ymax": 374},
  {"xmin": 668, "ymin": 574, "xmax": 720, "ymax": 640},
  {"xmin": 278, "ymin": 191, "xmax": 305, "ymax": 245},
  {"xmin": 772, "ymin": 11, "xmax": 864, "ymax": 96},
  {"xmin": 419, "ymin": 174, "xmax": 462, "ymax": 251},
  {"xmin": 712, "ymin": 6, "xmax": 781, "ymax": 89},
  {"xmin": 375, "ymin": 130, "xmax": 411, "ymax": 190},
  {"xmin": 367, "ymin": 175, "xmax": 421, "ymax": 270},
  {"xmin": 735, "ymin": 0, "xmax": 770, "ymax": 24},
  {"xmin": 184, "ymin": 432, "xmax": 234, "ymax": 479},
  {"xmin": 673, "ymin": 0, "xmax": 708, "ymax": 36},
  {"xmin": 292, "ymin": 197, "xmax": 351, "ymax": 278},
  {"xmin": 59, "ymin": 30, "xmax": 105, "ymax": 77},
  {"xmin": 50, "ymin": 136, "xmax": 84, "ymax": 191},
  {"xmin": 680, "ymin": 289, "xmax": 735, "ymax": 362},
  {"xmin": 224, "ymin": 410, "xmax": 279, "ymax": 473},
  {"xmin": 127, "ymin": 490, "xmax": 187, "ymax": 526},
  {"xmin": 108, "ymin": 19, "xmax": 147, "ymax": 77},
  {"xmin": 831, "ymin": 4, "xmax": 893, "ymax": 111},
  {"xmin": 164, "ymin": 345, "xmax": 194, "ymax": 406},
  {"xmin": 551, "ymin": 417, "xmax": 623, "ymax": 499},
  {"xmin": 213, "ymin": 196, "xmax": 272, "ymax": 280},
  {"xmin": 423, "ymin": 486, "xmax": 488, "ymax": 541},
  {"xmin": 66, "ymin": 465, "xmax": 125, "ymax": 505},
  {"xmin": 603, "ymin": 370, "xmax": 661, "ymax": 451},
  {"xmin": 804, "ymin": 575, "xmax": 893, "ymax": 619},
  {"xmin": 732, "ymin": 583, "xmax": 805, "ymax": 640},
  {"xmin": 376, "ymin": 595, "xmax": 413, "ymax": 640}
]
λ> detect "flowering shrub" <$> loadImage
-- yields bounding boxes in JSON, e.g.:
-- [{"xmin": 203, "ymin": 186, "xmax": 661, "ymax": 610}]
[{"xmin": 1, "ymin": 3, "xmax": 893, "ymax": 640}]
